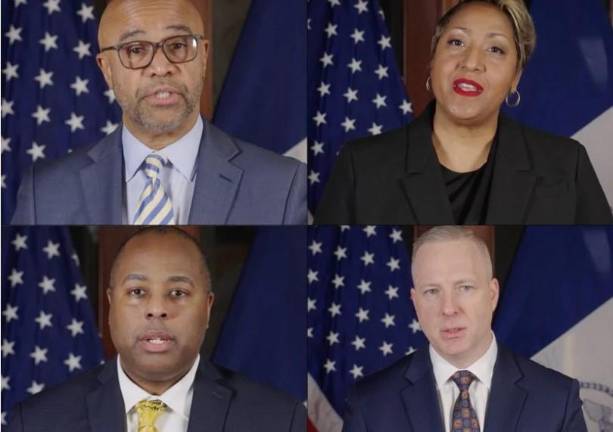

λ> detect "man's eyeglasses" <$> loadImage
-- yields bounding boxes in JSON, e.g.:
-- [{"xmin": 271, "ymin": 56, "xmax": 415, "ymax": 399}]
[{"xmin": 99, "ymin": 34, "xmax": 205, "ymax": 70}]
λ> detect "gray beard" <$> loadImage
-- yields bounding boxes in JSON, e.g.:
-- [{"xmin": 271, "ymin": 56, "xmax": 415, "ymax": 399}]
[{"xmin": 130, "ymin": 94, "xmax": 196, "ymax": 134}]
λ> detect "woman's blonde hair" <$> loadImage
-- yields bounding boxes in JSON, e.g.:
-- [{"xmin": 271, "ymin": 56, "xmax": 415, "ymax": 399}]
[{"xmin": 431, "ymin": 0, "xmax": 536, "ymax": 70}]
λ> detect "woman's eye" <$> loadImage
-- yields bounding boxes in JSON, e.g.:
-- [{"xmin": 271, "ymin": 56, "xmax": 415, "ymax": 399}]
[
  {"xmin": 489, "ymin": 46, "xmax": 505, "ymax": 55},
  {"xmin": 447, "ymin": 39, "xmax": 464, "ymax": 47}
]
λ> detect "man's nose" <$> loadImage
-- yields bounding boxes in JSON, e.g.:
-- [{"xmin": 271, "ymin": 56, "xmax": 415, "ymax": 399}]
[
  {"xmin": 146, "ymin": 46, "xmax": 176, "ymax": 76},
  {"xmin": 441, "ymin": 290, "xmax": 459, "ymax": 316},
  {"xmin": 145, "ymin": 294, "xmax": 168, "ymax": 319}
]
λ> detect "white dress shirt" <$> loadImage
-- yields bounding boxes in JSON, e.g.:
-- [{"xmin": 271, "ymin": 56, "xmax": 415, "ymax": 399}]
[
  {"xmin": 430, "ymin": 333, "xmax": 498, "ymax": 432},
  {"xmin": 121, "ymin": 117, "xmax": 203, "ymax": 224},
  {"xmin": 116, "ymin": 355, "xmax": 200, "ymax": 432}
]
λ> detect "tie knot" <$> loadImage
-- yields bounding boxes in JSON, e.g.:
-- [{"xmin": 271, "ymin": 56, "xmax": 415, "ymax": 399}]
[
  {"xmin": 135, "ymin": 399, "xmax": 167, "ymax": 432},
  {"xmin": 142, "ymin": 154, "xmax": 165, "ymax": 180},
  {"xmin": 451, "ymin": 370, "xmax": 477, "ymax": 390}
]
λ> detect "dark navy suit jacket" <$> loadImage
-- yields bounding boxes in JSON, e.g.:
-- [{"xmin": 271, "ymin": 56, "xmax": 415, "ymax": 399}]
[
  {"xmin": 11, "ymin": 121, "xmax": 307, "ymax": 225},
  {"xmin": 343, "ymin": 345, "xmax": 587, "ymax": 432},
  {"xmin": 7, "ymin": 357, "xmax": 305, "ymax": 432}
]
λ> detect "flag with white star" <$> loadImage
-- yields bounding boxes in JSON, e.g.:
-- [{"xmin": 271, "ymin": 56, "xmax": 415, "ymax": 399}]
[
  {"xmin": 307, "ymin": 225, "xmax": 427, "ymax": 431},
  {"xmin": 1, "ymin": 226, "xmax": 104, "ymax": 426},
  {"xmin": 1, "ymin": 0, "xmax": 121, "ymax": 223},
  {"xmin": 307, "ymin": 0, "xmax": 413, "ymax": 212}
]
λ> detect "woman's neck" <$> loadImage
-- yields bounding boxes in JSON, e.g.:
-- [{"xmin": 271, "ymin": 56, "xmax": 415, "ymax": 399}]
[{"xmin": 432, "ymin": 106, "xmax": 498, "ymax": 173}]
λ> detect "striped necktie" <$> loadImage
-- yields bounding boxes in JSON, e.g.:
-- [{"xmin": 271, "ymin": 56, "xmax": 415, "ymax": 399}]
[
  {"xmin": 451, "ymin": 370, "xmax": 480, "ymax": 432},
  {"xmin": 133, "ymin": 154, "xmax": 176, "ymax": 225},
  {"xmin": 135, "ymin": 399, "xmax": 167, "ymax": 432}
]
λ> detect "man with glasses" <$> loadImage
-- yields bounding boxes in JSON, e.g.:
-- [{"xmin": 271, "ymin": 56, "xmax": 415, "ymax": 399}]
[{"xmin": 11, "ymin": 0, "xmax": 306, "ymax": 225}]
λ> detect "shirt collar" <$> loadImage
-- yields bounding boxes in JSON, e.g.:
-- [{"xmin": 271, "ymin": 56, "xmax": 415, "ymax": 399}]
[
  {"xmin": 430, "ymin": 332, "xmax": 498, "ymax": 391},
  {"xmin": 122, "ymin": 116, "xmax": 204, "ymax": 182},
  {"xmin": 116, "ymin": 354, "xmax": 200, "ymax": 421}
]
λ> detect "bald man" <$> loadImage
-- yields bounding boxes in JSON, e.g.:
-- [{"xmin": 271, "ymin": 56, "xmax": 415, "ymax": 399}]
[
  {"xmin": 12, "ymin": 0, "xmax": 306, "ymax": 225},
  {"xmin": 7, "ymin": 227, "xmax": 306, "ymax": 432}
]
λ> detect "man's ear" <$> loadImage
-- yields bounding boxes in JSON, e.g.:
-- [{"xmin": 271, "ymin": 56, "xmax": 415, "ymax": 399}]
[
  {"xmin": 489, "ymin": 278, "xmax": 500, "ymax": 311},
  {"xmin": 96, "ymin": 53, "xmax": 114, "ymax": 90},
  {"xmin": 200, "ymin": 39, "xmax": 209, "ymax": 81}
]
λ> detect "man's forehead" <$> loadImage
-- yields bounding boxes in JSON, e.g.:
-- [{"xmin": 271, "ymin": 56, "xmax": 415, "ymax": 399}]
[
  {"xmin": 99, "ymin": 0, "xmax": 203, "ymax": 44},
  {"xmin": 413, "ymin": 240, "xmax": 486, "ymax": 274}
]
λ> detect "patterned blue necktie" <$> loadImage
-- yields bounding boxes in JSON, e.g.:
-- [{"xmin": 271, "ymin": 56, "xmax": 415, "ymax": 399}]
[
  {"xmin": 133, "ymin": 154, "xmax": 176, "ymax": 225},
  {"xmin": 451, "ymin": 370, "xmax": 480, "ymax": 432}
]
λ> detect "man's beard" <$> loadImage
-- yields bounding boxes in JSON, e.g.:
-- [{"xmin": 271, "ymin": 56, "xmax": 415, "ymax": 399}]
[{"xmin": 120, "ymin": 80, "xmax": 202, "ymax": 135}]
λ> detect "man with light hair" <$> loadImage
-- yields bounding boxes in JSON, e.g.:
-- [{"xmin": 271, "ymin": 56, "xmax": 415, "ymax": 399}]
[{"xmin": 343, "ymin": 226, "xmax": 587, "ymax": 432}]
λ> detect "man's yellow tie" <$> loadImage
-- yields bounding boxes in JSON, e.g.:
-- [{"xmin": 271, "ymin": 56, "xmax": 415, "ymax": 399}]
[{"xmin": 135, "ymin": 399, "xmax": 167, "ymax": 432}]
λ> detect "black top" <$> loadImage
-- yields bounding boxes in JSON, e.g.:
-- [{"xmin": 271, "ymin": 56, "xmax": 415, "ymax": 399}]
[
  {"xmin": 439, "ymin": 134, "xmax": 498, "ymax": 224},
  {"xmin": 441, "ymin": 164, "xmax": 486, "ymax": 224}
]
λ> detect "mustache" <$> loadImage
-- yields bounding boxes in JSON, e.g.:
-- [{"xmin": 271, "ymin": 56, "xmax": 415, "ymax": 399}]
[
  {"xmin": 137, "ymin": 81, "xmax": 189, "ymax": 100},
  {"xmin": 136, "ymin": 325, "xmax": 176, "ymax": 341}
]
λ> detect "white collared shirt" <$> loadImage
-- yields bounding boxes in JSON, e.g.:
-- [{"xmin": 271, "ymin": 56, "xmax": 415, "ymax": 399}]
[
  {"xmin": 430, "ymin": 333, "xmax": 498, "ymax": 432},
  {"xmin": 121, "ymin": 117, "xmax": 203, "ymax": 224},
  {"xmin": 116, "ymin": 355, "xmax": 200, "ymax": 432}
]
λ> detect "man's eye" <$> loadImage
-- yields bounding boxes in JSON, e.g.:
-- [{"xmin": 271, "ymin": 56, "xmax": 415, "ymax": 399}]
[
  {"xmin": 459, "ymin": 284, "xmax": 474, "ymax": 292},
  {"xmin": 128, "ymin": 288, "xmax": 145, "ymax": 297},
  {"xmin": 424, "ymin": 288, "xmax": 439, "ymax": 296},
  {"xmin": 125, "ymin": 44, "xmax": 146, "ymax": 55},
  {"xmin": 170, "ymin": 289, "xmax": 187, "ymax": 298}
]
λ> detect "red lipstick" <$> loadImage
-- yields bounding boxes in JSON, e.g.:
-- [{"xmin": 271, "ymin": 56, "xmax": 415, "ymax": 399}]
[{"xmin": 453, "ymin": 78, "xmax": 484, "ymax": 97}]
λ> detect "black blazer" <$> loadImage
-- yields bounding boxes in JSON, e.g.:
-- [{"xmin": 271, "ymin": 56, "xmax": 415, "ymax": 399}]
[
  {"xmin": 7, "ymin": 358, "xmax": 306, "ymax": 432},
  {"xmin": 315, "ymin": 106, "xmax": 612, "ymax": 224},
  {"xmin": 343, "ymin": 346, "xmax": 587, "ymax": 432}
]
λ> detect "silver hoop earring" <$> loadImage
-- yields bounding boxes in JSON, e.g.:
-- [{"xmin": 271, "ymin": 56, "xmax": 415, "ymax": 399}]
[
  {"xmin": 426, "ymin": 76, "xmax": 431, "ymax": 92},
  {"xmin": 506, "ymin": 89, "xmax": 521, "ymax": 107}
]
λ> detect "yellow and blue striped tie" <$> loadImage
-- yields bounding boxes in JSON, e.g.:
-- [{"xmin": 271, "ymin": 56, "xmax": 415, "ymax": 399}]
[{"xmin": 133, "ymin": 154, "xmax": 176, "ymax": 225}]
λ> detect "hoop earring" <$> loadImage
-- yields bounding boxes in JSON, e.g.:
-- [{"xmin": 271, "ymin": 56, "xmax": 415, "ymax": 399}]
[
  {"xmin": 506, "ymin": 89, "xmax": 521, "ymax": 107},
  {"xmin": 426, "ymin": 76, "xmax": 431, "ymax": 92}
]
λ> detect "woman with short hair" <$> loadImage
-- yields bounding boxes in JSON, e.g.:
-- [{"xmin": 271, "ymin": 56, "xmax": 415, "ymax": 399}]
[{"xmin": 315, "ymin": 0, "xmax": 611, "ymax": 224}]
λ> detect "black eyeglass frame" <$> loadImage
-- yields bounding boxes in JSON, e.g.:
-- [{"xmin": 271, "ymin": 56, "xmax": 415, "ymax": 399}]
[{"xmin": 99, "ymin": 34, "xmax": 206, "ymax": 70}]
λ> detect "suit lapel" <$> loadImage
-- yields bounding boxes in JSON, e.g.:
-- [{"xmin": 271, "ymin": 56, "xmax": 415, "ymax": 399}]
[
  {"xmin": 86, "ymin": 361, "xmax": 127, "ymax": 432},
  {"xmin": 80, "ymin": 128, "xmax": 124, "ymax": 224},
  {"xmin": 399, "ymin": 106, "xmax": 454, "ymax": 224},
  {"xmin": 187, "ymin": 359, "xmax": 233, "ymax": 432},
  {"xmin": 484, "ymin": 346, "xmax": 528, "ymax": 432},
  {"xmin": 189, "ymin": 122, "xmax": 243, "ymax": 224},
  {"xmin": 401, "ymin": 349, "xmax": 445, "ymax": 432},
  {"xmin": 486, "ymin": 115, "xmax": 536, "ymax": 223}
]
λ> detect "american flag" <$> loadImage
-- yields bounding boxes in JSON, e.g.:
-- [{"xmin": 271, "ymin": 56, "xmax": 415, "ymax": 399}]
[
  {"xmin": 1, "ymin": 226, "xmax": 104, "ymax": 426},
  {"xmin": 307, "ymin": 0, "xmax": 413, "ymax": 213},
  {"xmin": 307, "ymin": 226, "xmax": 427, "ymax": 432},
  {"xmin": 1, "ymin": 0, "xmax": 121, "ymax": 223}
]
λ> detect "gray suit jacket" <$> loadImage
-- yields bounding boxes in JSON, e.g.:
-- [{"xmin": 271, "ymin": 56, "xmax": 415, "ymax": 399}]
[
  {"xmin": 7, "ymin": 358, "xmax": 306, "ymax": 432},
  {"xmin": 11, "ymin": 122, "xmax": 307, "ymax": 224}
]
